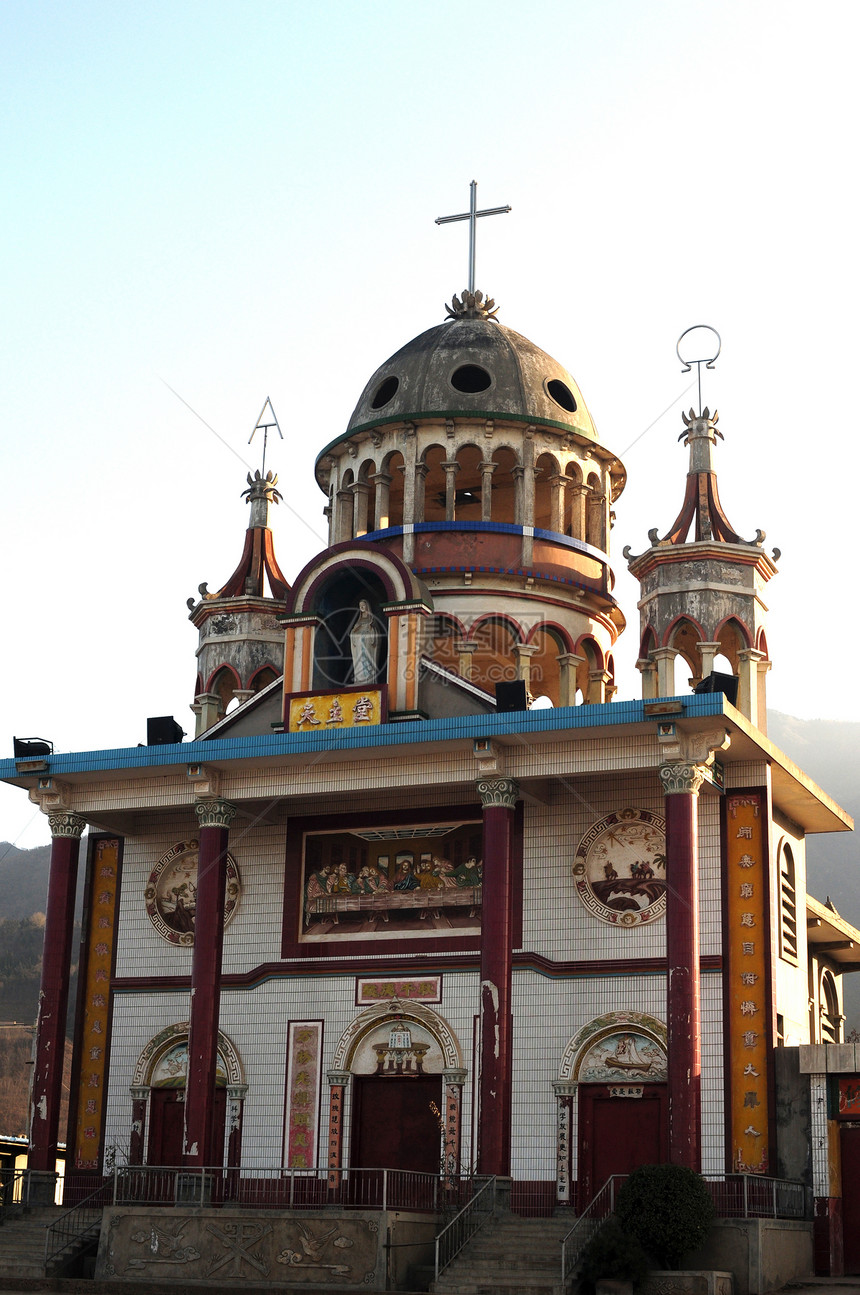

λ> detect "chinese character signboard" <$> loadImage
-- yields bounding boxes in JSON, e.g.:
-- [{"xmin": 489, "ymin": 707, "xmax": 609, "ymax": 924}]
[
  {"xmin": 726, "ymin": 793, "xmax": 771, "ymax": 1173},
  {"xmin": 71, "ymin": 836, "xmax": 122, "ymax": 1170},
  {"xmin": 287, "ymin": 686, "xmax": 385, "ymax": 733},
  {"xmin": 283, "ymin": 1021, "xmax": 322, "ymax": 1170}
]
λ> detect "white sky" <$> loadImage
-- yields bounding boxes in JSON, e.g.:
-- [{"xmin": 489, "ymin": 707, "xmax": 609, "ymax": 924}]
[{"xmin": 2, "ymin": 0, "xmax": 858, "ymax": 849}]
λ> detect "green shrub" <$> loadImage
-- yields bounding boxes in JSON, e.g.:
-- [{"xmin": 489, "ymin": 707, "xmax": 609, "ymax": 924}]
[
  {"xmin": 616, "ymin": 1164, "xmax": 715, "ymax": 1270},
  {"xmin": 578, "ymin": 1216, "xmax": 650, "ymax": 1293}
]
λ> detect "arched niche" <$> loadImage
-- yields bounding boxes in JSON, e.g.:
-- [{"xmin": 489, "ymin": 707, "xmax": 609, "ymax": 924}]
[
  {"xmin": 310, "ymin": 567, "xmax": 389, "ymax": 690},
  {"xmin": 132, "ymin": 1022, "xmax": 245, "ymax": 1089},
  {"xmin": 558, "ymin": 1011, "xmax": 667, "ymax": 1085},
  {"xmin": 331, "ymin": 1002, "xmax": 462, "ymax": 1075}
]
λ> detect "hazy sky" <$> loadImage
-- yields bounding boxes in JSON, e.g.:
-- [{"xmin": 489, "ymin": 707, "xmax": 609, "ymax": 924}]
[{"xmin": 2, "ymin": 0, "xmax": 858, "ymax": 848}]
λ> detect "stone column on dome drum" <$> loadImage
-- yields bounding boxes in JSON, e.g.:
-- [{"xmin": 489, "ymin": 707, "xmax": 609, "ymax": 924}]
[
  {"xmin": 476, "ymin": 776, "xmax": 518, "ymax": 1178},
  {"xmin": 442, "ymin": 459, "xmax": 460, "ymax": 521},
  {"xmin": 652, "ymin": 646, "xmax": 677, "ymax": 698},
  {"xmin": 351, "ymin": 480, "xmax": 371, "ymax": 537},
  {"xmin": 371, "ymin": 470, "xmax": 392, "ymax": 531},
  {"xmin": 557, "ymin": 652, "xmax": 585, "ymax": 707},
  {"xmin": 29, "ymin": 811, "xmax": 86, "ymax": 1188},
  {"xmin": 479, "ymin": 460, "xmax": 496, "ymax": 522},
  {"xmin": 183, "ymin": 798, "xmax": 237, "ymax": 1166},
  {"xmin": 660, "ymin": 760, "xmax": 705, "ymax": 1171},
  {"xmin": 549, "ymin": 474, "xmax": 566, "ymax": 533}
]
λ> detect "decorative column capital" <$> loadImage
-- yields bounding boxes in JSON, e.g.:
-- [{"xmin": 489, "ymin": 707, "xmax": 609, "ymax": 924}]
[
  {"xmin": 226, "ymin": 1084, "xmax": 248, "ymax": 1100},
  {"xmin": 553, "ymin": 1081, "xmax": 577, "ymax": 1098},
  {"xmin": 327, "ymin": 1070, "xmax": 351, "ymax": 1087},
  {"xmin": 130, "ymin": 1085, "xmax": 150, "ymax": 1101},
  {"xmin": 476, "ymin": 777, "xmax": 519, "ymax": 810},
  {"xmin": 443, "ymin": 1068, "xmax": 468, "ymax": 1085},
  {"xmin": 195, "ymin": 799, "xmax": 237, "ymax": 830},
  {"xmin": 48, "ymin": 810, "xmax": 86, "ymax": 839},
  {"xmin": 659, "ymin": 762, "xmax": 707, "ymax": 797}
]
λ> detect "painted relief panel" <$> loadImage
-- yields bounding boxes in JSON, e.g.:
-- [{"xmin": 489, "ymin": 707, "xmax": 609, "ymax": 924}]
[
  {"xmin": 573, "ymin": 809, "xmax": 666, "ymax": 927},
  {"xmin": 726, "ymin": 792, "xmax": 771, "ymax": 1173},
  {"xmin": 145, "ymin": 840, "xmax": 241, "ymax": 945},
  {"xmin": 577, "ymin": 1031, "xmax": 668, "ymax": 1083},
  {"xmin": 299, "ymin": 820, "xmax": 482, "ymax": 943}
]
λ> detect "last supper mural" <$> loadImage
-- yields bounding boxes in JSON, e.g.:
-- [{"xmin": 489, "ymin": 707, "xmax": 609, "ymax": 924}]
[{"xmin": 299, "ymin": 819, "xmax": 483, "ymax": 943}]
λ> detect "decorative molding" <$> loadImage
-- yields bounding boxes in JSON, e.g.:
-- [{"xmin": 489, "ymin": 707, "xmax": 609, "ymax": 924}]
[
  {"xmin": 186, "ymin": 763, "xmax": 222, "ymax": 800},
  {"xmin": 48, "ymin": 810, "xmax": 86, "ymax": 839},
  {"xmin": 330, "ymin": 1001, "xmax": 462, "ymax": 1073},
  {"xmin": 129, "ymin": 1085, "xmax": 149, "ymax": 1101},
  {"xmin": 659, "ymin": 762, "xmax": 706, "ymax": 796},
  {"xmin": 476, "ymin": 777, "xmax": 519, "ymax": 810},
  {"xmin": 131, "ymin": 1022, "xmax": 244, "ymax": 1088},
  {"xmin": 558, "ymin": 1011, "xmax": 668, "ymax": 1084},
  {"xmin": 327, "ymin": 1070, "xmax": 352, "ymax": 1087},
  {"xmin": 657, "ymin": 724, "xmax": 731, "ymax": 767},
  {"xmin": 443, "ymin": 1068, "xmax": 468, "ymax": 1085},
  {"xmin": 194, "ymin": 799, "xmax": 238, "ymax": 830}
]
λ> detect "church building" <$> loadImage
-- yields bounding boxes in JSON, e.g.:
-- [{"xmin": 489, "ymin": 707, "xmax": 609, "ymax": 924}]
[{"xmin": 3, "ymin": 273, "xmax": 860, "ymax": 1285}]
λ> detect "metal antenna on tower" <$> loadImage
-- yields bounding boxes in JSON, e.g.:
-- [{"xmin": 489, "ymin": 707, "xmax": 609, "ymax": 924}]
[
  {"xmin": 436, "ymin": 180, "xmax": 511, "ymax": 294},
  {"xmin": 248, "ymin": 397, "xmax": 283, "ymax": 477},
  {"xmin": 676, "ymin": 325, "xmax": 721, "ymax": 416}
]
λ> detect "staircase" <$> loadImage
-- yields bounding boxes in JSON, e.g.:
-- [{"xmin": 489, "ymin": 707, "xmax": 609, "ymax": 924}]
[
  {"xmin": 431, "ymin": 1213, "xmax": 573, "ymax": 1295},
  {"xmin": 0, "ymin": 1205, "xmax": 64, "ymax": 1279}
]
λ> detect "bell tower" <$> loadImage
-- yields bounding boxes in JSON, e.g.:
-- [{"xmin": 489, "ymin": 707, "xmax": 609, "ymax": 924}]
[
  {"xmin": 625, "ymin": 335, "xmax": 779, "ymax": 732},
  {"xmin": 188, "ymin": 467, "xmax": 290, "ymax": 735}
]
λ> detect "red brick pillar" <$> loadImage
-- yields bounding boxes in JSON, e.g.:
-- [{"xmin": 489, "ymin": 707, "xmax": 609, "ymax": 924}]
[
  {"xmin": 659, "ymin": 761, "xmax": 705, "ymax": 1171},
  {"xmin": 29, "ymin": 811, "xmax": 86, "ymax": 1183},
  {"xmin": 183, "ymin": 799, "xmax": 236, "ymax": 1166},
  {"xmin": 476, "ymin": 777, "xmax": 518, "ymax": 1178}
]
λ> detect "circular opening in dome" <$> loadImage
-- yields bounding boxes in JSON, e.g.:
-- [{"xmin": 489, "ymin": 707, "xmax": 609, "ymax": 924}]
[
  {"xmin": 451, "ymin": 364, "xmax": 492, "ymax": 394},
  {"xmin": 546, "ymin": 378, "xmax": 577, "ymax": 413},
  {"xmin": 371, "ymin": 376, "xmax": 399, "ymax": 409}
]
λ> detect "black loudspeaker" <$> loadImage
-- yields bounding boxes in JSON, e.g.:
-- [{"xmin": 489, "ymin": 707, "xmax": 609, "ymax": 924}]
[
  {"xmin": 495, "ymin": 680, "xmax": 528, "ymax": 713},
  {"xmin": 694, "ymin": 671, "xmax": 739, "ymax": 706},
  {"xmin": 146, "ymin": 716, "xmax": 186, "ymax": 745},
  {"xmin": 13, "ymin": 736, "xmax": 53, "ymax": 758}
]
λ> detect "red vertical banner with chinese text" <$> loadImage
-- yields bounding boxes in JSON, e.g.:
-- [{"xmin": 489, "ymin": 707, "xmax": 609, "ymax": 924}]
[{"xmin": 725, "ymin": 794, "xmax": 771, "ymax": 1173}]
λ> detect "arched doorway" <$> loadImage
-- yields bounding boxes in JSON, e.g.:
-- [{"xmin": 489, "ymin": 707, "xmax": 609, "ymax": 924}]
[
  {"xmin": 131, "ymin": 1024, "xmax": 245, "ymax": 1168},
  {"xmin": 557, "ymin": 1013, "xmax": 668, "ymax": 1207},
  {"xmin": 330, "ymin": 1003, "xmax": 465, "ymax": 1177}
]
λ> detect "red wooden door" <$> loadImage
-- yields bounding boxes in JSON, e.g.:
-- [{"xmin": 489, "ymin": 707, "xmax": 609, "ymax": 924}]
[
  {"xmin": 147, "ymin": 1089, "xmax": 227, "ymax": 1166},
  {"xmin": 351, "ymin": 1076, "xmax": 440, "ymax": 1173},
  {"xmin": 840, "ymin": 1126, "xmax": 860, "ymax": 1273},
  {"xmin": 578, "ymin": 1084, "xmax": 667, "ymax": 1205}
]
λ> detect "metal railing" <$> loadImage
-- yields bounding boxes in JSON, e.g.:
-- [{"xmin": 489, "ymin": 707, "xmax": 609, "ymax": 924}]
[
  {"xmin": 114, "ymin": 1164, "xmax": 451, "ymax": 1212},
  {"xmin": 705, "ymin": 1173, "xmax": 811, "ymax": 1220},
  {"xmin": 434, "ymin": 1175, "xmax": 497, "ymax": 1280},
  {"xmin": 45, "ymin": 1174, "xmax": 115, "ymax": 1274},
  {"xmin": 560, "ymin": 1174, "xmax": 623, "ymax": 1287},
  {"xmin": 0, "ymin": 1167, "xmax": 29, "ymax": 1221}
]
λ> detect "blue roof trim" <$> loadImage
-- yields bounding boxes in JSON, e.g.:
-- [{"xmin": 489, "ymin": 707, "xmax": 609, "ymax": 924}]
[{"xmin": 0, "ymin": 696, "xmax": 728, "ymax": 780}]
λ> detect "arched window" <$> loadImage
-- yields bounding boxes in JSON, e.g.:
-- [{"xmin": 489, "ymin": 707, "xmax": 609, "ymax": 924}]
[
  {"xmin": 821, "ymin": 970, "xmax": 842, "ymax": 1044},
  {"xmin": 779, "ymin": 843, "xmax": 798, "ymax": 964}
]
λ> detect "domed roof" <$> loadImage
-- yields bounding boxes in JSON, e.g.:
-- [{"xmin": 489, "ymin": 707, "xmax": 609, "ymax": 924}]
[{"xmin": 344, "ymin": 293, "xmax": 598, "ymax": 442}]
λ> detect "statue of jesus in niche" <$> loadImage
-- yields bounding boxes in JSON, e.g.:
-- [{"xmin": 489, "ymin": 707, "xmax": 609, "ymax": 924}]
[{"xmin": 349, "ymin": 599, "xmax": 381, "ymax": 684}]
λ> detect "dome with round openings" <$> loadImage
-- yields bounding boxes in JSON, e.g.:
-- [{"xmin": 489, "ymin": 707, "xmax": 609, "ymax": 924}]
[{"xmin": 345, "ymin": 290, "xmax": 598, "ymax": 443}]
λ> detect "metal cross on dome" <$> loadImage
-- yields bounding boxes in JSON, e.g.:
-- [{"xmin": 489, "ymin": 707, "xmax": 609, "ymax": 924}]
[{"xmin": 436, "ymin": 180, "xmax": 511, "ymax": 294}]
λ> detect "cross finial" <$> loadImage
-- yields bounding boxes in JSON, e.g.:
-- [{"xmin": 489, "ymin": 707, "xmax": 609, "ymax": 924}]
[
  {"xmin": 676, "ymin": 326, "xmax": 721, "ymax": 417},
  {"xmin": 436, "ymin": 180, "xmax": 511, "ymax": 294},
  {"xmin": 248, "ymin": 397, "xmax": 283, "ymax": 477}
]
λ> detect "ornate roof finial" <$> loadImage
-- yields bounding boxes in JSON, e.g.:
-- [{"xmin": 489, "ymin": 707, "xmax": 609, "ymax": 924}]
[
  {"xmin": 445, "ymin": 289, "xmax": 500, "ymax": 322},
  {"xmin": 248, "ymin": 397, "xmax": 283, "ymax": 478}
]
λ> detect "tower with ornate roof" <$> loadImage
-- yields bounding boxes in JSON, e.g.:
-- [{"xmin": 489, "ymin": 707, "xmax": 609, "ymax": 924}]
[
  {"xmin": 625, "ymin": 405, "xmax": 779, "ymax": 731},
  {"xmin": 188, "ymin": 467, "xmax": 290, "ymax": 735}
]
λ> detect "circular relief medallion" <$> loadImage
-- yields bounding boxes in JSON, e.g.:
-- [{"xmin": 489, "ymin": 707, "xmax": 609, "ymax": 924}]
[
  {"xmin": 145, "ymin": 840, "xmax": 241, "ymax": 945},
  {"xmin": 573, "ymin": 808, "xmax": 666, "ymax": 927}
]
